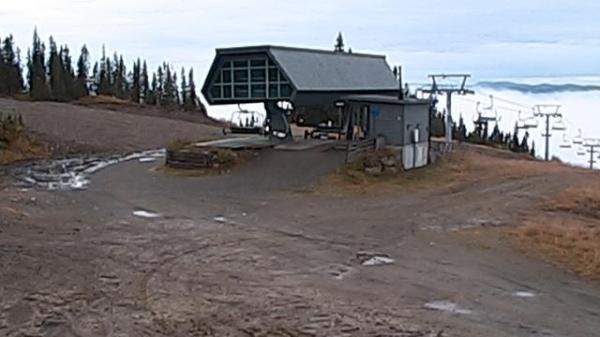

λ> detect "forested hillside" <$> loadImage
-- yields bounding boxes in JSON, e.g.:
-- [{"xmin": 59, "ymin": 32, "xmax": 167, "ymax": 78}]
[{"xmin": 0, "ymin": 29, "xmax": 206, "ymax": 114}]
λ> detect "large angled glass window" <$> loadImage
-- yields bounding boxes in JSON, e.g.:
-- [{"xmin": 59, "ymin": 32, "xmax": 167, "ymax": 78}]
[{"xmin": 209, "ymin": 55, "xmax": 292, "ymax": 101}]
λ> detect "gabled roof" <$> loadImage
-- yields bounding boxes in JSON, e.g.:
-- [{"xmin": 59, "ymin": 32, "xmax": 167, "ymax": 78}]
[{"xmin": 213, "ymin": 45, "xmax": 399, "ymax": 92}]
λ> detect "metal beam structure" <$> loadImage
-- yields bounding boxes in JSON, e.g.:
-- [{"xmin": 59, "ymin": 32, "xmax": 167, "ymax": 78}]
[
  {"xmin": 422, "ymin": 74, "xmax": 475, "ymax": 144},
  {"xmin": 533, "ymin": 104, "xmax": 562, "ymax": 161}
]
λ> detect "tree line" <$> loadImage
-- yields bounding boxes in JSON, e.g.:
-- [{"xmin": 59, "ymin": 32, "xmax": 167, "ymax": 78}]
[
  {"xmin": 0, "ymin": 29, "xmax": 204, "ymax": 113},
  {"xmin": 431, "ymin": 111, "xmax": 536, "ymax": 157}
]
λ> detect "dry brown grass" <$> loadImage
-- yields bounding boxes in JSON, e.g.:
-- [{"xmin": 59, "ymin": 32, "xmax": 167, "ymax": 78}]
[
  {"xmin": 0, "ymin": 136, "xmax": 49, "ymax": 165},
  {"xmin": 549, "ymin": 186, "xmax": 600, "ymax": 219},
  {"xmin": 322, "ymin": 145, "xmax": 566, "ymax": 195},
  {"xmin": 75, "ymin": 95, "xmax": 136, "ymax": 107},
  {"xmin": 513, "ymin": 216, "xmax": 600, "ymax": 279},
  {"xmin": 513, "ymin": 183, "xmax": 600, "ymax": 280}
]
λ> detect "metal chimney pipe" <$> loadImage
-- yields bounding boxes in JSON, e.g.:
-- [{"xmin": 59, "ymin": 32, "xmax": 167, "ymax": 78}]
[{"xmin": 398, "ymin": 65, "xmax": 404, "ymax": 100}]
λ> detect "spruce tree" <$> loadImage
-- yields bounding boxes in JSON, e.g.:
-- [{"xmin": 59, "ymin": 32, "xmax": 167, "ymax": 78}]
[
  {"xmin": 334, "ymin": 32, "xmax": 344, "ymax": 52},
  {"xmin": 187, "ymin": 68, "xmax": 197, "ymax": 111},
  {"xmin": 511, "ymin": 124, "xmax": 520, "ymax": 152},
  {"xmin": 28, "ymin": 29, "xmax": 50, "ymax": 100},
  {"xmin": 141, "ymin": 61, "xmax": 149, "ymax": 103},
  {"xmin": 48, "ymin": 37, "xmax": 68, "ymax": 101},
  {"xmin": 111, "ymin": 53, "xmax": 123, "ymax": 98},
  {"xmin": 172, "ymin": 70, "xmax": 179, "ymax": 106},
  {"xmin": 74, "ymin": 45, "xmax": 89, "ymax": 98},
  {"xmin": 0, "ymin": 35, "xmax": 24, "ymax": 96},
  {"xmin": 161, "ymin": 63, "xmax": 176, "ymax": 106},
  {"xmin": 156, "ymin": 65, "xmax": 164, "ymax": 105},
  {"xmin": 60, "ymin": 45, "xmax": 76, "ymax": 100},
  {"xmin": 148, "ymin": 72, "xmax": 157, "ymax": 105},
  {"xmin": 98, "ymin": 46, "xmax": 111, "ymax": 95},
  {"xmin": 180, "ymin": 67, "xmax": 187, "ymax": 108},
  {"xmin": 130, "ymin": 58, "xmax": 141, "ymax": 103},
  {"xmin": 520, "ymin": 131, "xmax": 530, "ymax": 152}
]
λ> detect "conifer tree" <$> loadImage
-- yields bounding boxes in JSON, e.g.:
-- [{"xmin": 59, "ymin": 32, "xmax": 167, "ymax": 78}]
[
  {"xmin": 148, "ymin": 72, "xmax": 157, "ymax": 105},
  {"xmin": 520, "ymin": 131, "xmax": 530, "ymax": 152},
  {"xmin": 141, "ymin": 61, "xmax": 149, "ymax": 103},
  {"xmin": 97, "ymin": 46, "xmax": 111, "ymax": 95},
  {"xmin": 28, "ymin": 29, "xmax": 50, "ymax": 100},
  {"xmin": 180, "ymin": 67, "xmax": 187, "ymax": 107},
  {"xmin": 156, "ymin": 65, "xmax": 164, "ymax": 105},
  {"xmin": 334, "ymin": 32, "xmax": 344, "ymax": 52},
  {"xmin": 186, "ymin": 68, "xmax": 198, "ymax": 111},
  {"xmin": 172, "ymin": 70, "xmax": 179, "ymax": 106},
  {"xmin": 511, "ymin": 123, "xmax": 520, "ymax": 152},
  {"xmin": 130, "ymin": 58, "xmax": 141, "ymax": 103},
  {"xmin": 48, "ymin": 37, "xmax": 68, "ymax": 101},
  {"xmin": 0, "ymin": 35, "xmax": 24, "ymax": 96},
  {"xmin": 74, "ymin": 45, "xmax": 89, "ymax": 98},
  {"xmin": 60, "ymin": 45, "xmax": 76, "ymax": 100},
  {"xmin": 161, "ymin": 63, "xmax": 176, "ymax": 106}
]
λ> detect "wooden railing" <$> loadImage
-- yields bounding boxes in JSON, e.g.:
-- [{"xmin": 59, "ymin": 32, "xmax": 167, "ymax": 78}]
[{"xmin": 345, "ymin": 138, "xmax": 377, "ymax": 163}]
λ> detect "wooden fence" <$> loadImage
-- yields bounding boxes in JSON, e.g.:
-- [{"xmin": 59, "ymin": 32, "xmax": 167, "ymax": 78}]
[
  {"xmin": 345, "ymin": 138, "xmax": 377, "ymax": 163},
  {"xmin": 166, "ymin": 149, "xmax": 214, "ymax": 169}
]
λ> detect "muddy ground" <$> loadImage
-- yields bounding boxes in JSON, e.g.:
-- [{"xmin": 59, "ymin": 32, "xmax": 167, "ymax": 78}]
[
  {"xmin": 0, "ymin": 98, "xmax": 222, "ymax": 154},
  {"xmin": 1, "ymin": 143, "xmax": 600, "ymax": 337},
  {"xmin": 1, "ymin": 98, "xmax": 599, "ymax": 336}
]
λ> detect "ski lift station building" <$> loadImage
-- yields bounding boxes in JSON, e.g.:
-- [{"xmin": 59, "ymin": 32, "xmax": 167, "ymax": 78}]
[{"xmin": 202, "ymin": 45, "xmax": 431, "ymax": 168}]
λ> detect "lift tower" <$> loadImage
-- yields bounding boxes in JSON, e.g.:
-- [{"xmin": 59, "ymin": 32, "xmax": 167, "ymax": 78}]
[
  {"xmin": 533, "ymin": 104, "xmax": 563, "ymax": 161},
  {"xmin": 423, "ymin": 74, "xmax": 474, "ymax": 144}
]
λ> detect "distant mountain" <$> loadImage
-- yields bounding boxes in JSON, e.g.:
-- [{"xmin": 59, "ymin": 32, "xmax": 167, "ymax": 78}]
[{"xmin": 476, "ymin": 81, "xmax": 600, "ymax": 94}]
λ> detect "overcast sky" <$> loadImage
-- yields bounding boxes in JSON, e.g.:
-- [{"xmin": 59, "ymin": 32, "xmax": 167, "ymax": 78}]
[{"xmin": 3, "ymin": 0, "xmax": 600, "ymax": 84}]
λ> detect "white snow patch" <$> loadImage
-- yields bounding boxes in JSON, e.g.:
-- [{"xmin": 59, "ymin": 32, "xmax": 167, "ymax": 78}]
[
  {"xmin": 213, "ymin": 216, "xmax": 228, "ymax": 223},
  {"xmin": 361, "ymin": 256, "xmax": 395, "ymax": 266},
  {"xmin": 513, "ymin": 291, "xmax": 536, "ymax": 298},
  {"xmin": 133, "ymin": 210, "xmax": 161, "ymax": 218},
  {"xmin": 18, "ymin": 149, "xmax": 166, "ymax": 191},
  {"xmin": 424, "ymin": 301, "xmax": 473, "ymax": 315}
]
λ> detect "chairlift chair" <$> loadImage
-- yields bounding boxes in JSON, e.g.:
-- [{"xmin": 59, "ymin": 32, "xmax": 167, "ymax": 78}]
[
  {"xmin": 573, "ymin": 129, "xmax": 584, "ymax": 145},
  {"xmin": 524, "ymin": 116, "xmax": 538, "ymax": 128},
  {"xmin": 552, "ymin": 117, "xmax": 567, "ymax": 132},
  {"xmin": 559, "ymin": 134, "xmax": 572, "ymax": 149},
  {"xmin": 222, "ymin": 105, "xmax": 265, "ymax": 135}
]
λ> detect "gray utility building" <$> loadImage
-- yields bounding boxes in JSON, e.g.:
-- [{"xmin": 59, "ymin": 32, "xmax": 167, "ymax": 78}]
[
  {"xmin": 341, "ymin": 95, "xmax": 430, "ymax": 169},
  {"xmin": 202, "ymin": 45, "xmax": 431, "ymax": 168}
]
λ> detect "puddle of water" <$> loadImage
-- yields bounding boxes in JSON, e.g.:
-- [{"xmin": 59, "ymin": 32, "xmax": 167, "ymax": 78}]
[
  {"xmin": 361, "ymin": 256, "xmax": 395, "ymax": 266},
  {"xmin": 513, "ymin": 291, "xmax": 536, "ymax": 298},
  {"xmin": 424, "ymin": 300, "xmax": 473, "ymax": 315},
  {"xmin": 12, "ymin": 149, "xmax": 165, "ymax": 191},
  {"xmin": 133, "ymin": 210, "xmax": 161, "ymax": 218},
  {"xmin": 213, "ymin": 216, "xmax": 228, "ymax": 223}
]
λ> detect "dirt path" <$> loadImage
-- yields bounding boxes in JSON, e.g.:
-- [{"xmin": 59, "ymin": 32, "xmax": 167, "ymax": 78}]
[
  {"xmin": 1, "ymin": 147, "xmax": 599, "ymax": 336},
  {"xmin": 0, "ymin": 98, "xmax": 221, "ymax": 153}
]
